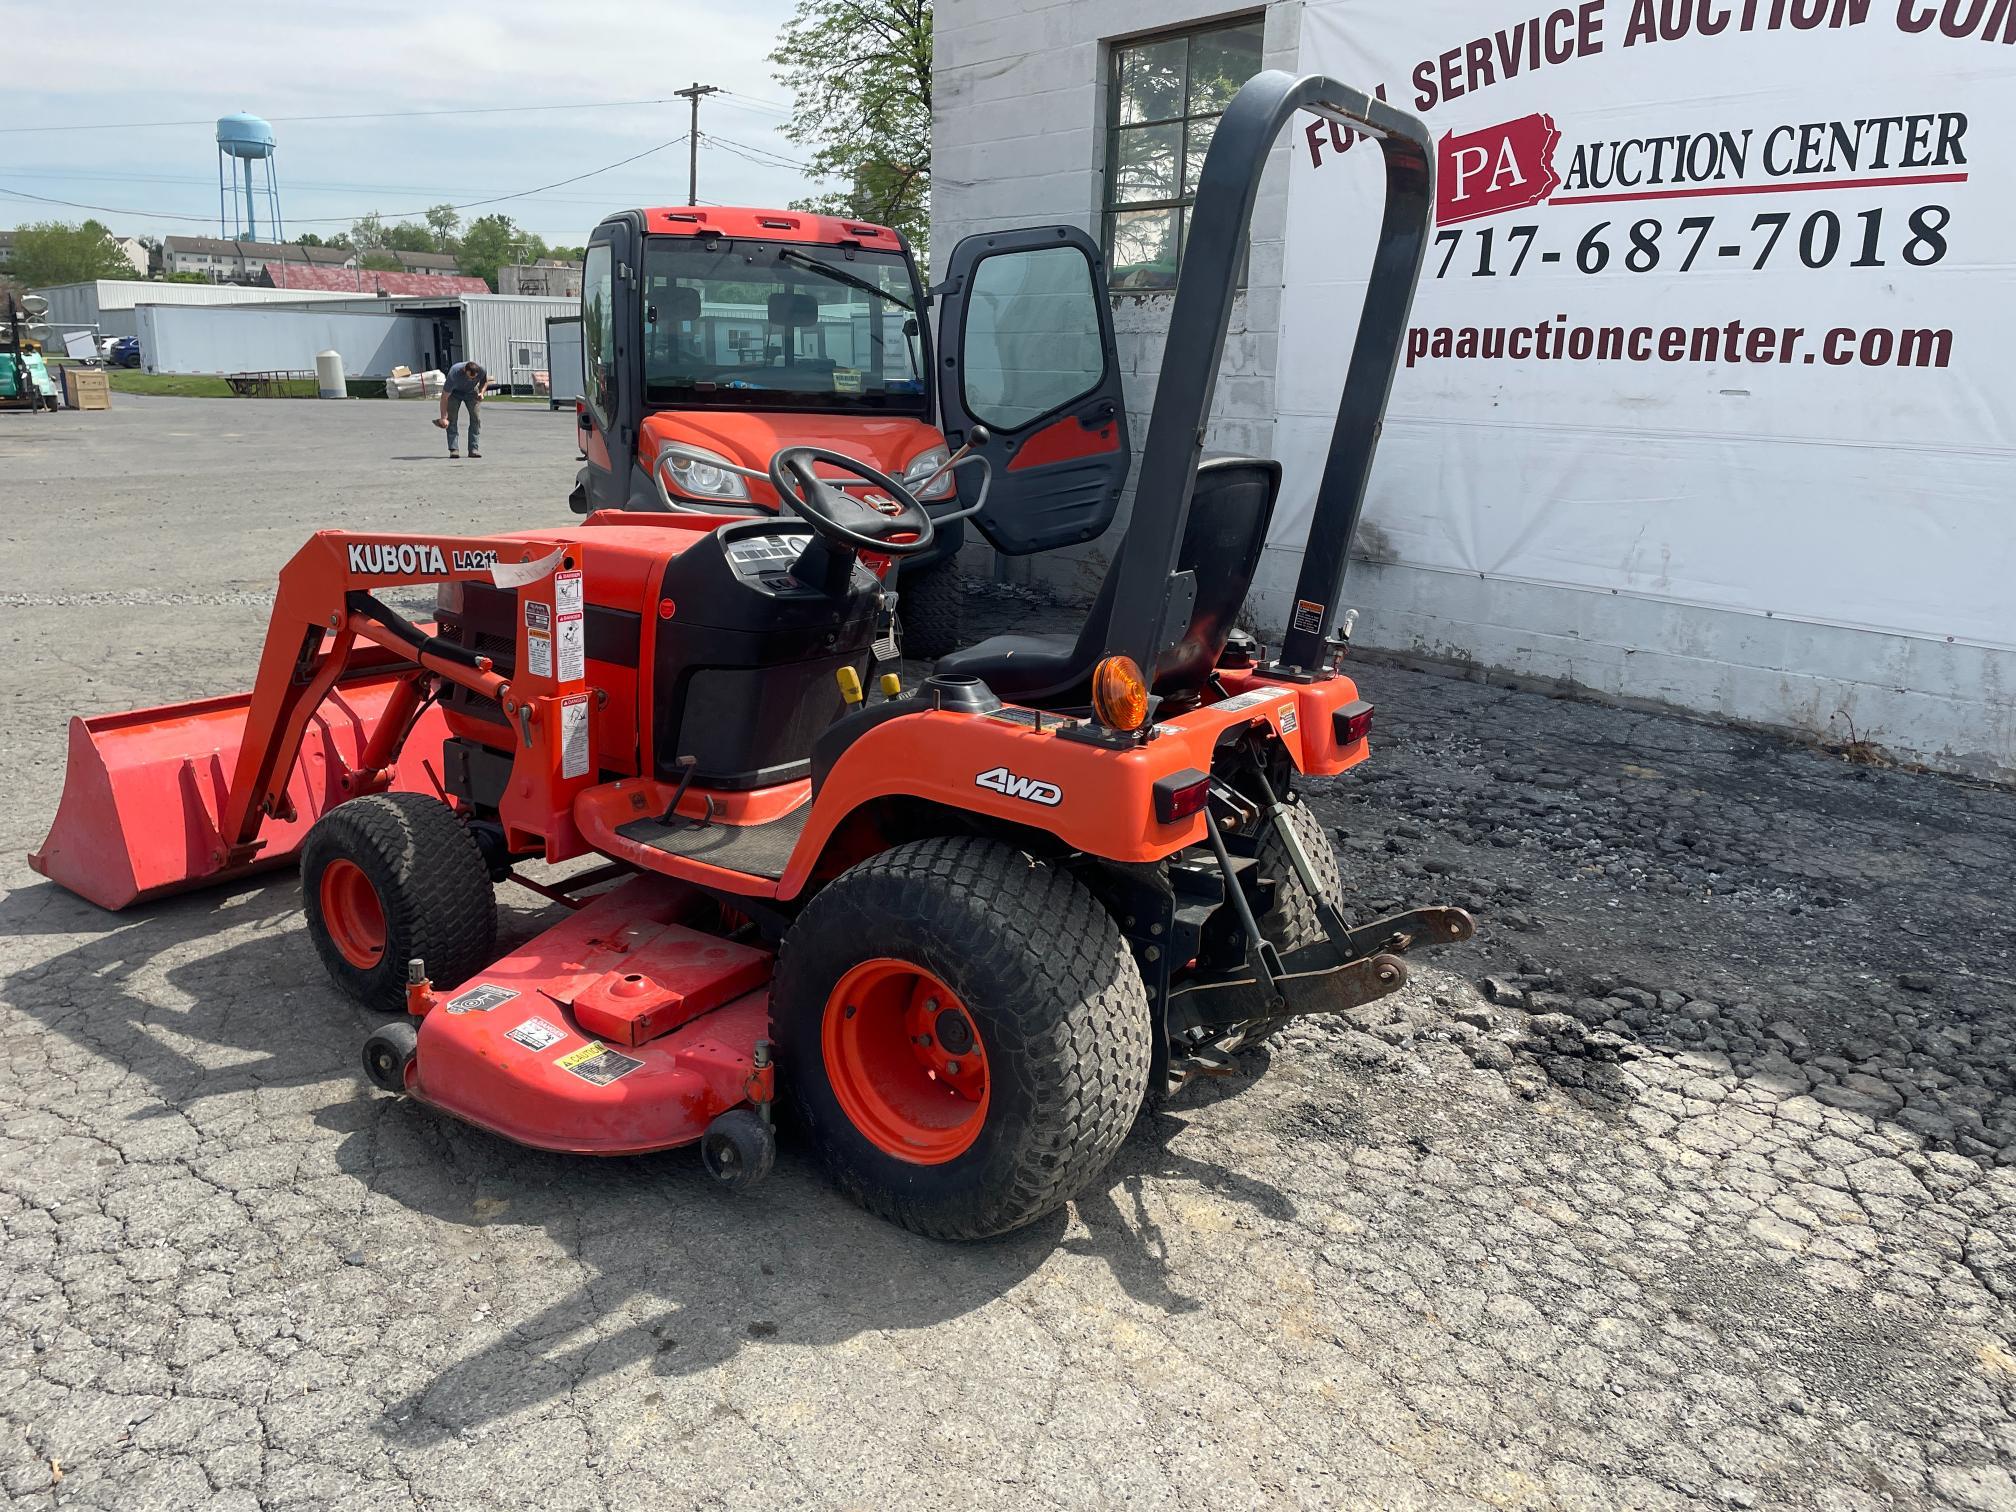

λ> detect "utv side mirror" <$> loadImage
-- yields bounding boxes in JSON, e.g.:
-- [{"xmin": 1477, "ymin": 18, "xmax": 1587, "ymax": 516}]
[{"xmin": 903, "ymin": 317, "xmax": 919, "ymax": 337}]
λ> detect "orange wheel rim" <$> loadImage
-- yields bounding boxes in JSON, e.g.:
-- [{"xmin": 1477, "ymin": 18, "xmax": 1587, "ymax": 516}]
[
  {"xmin": 319, "ymin": 858, "xmax": 387, "ymax": 970},
  {"xmin": 822, "ymin": 958, "xmax": 989, "ymax": 1165}
]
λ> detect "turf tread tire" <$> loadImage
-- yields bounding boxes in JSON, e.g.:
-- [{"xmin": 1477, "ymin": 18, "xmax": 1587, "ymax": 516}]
[
  {"xmin": 302, "ymin": 793, "xmax": 498, "ymax": 1014},
  {"xmin": 774, "ymin": 836, "xmax": 1150, "ymax": 1240},
  {"xmin": 899, "ymin": 557, "xmax": 964, "ymax": 662}
]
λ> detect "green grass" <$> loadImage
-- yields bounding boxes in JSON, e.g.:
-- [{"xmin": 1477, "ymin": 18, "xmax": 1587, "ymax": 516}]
[{"xmin": 103, "ymin": 371, "xmax": 236, "ymax": 398}]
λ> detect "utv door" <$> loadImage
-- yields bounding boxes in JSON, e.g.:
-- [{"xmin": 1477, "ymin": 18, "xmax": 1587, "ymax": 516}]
[
  {"xmin": 934, "ymin": 226, "xmax": 1130, "ymax": 555},
  {"xmin": 574, "ymin": 217, "xmax": 640, "ymax": 512}
]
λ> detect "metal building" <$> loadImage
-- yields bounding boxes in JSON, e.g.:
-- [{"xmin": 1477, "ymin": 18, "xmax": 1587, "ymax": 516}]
[{"xmin": 33, "ymin": 280, "xmax": 356, "ymax": 341}]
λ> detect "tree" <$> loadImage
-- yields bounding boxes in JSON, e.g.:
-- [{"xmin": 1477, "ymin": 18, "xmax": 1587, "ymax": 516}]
[
  {"xmin": 425, "ymin": 204, "xmax": 462, "ymax": 251},
  {"xmin": 348, "ymin": 212, "xmax": 389, "ymax": 251},
  {"xmin": 359, "ymin": 251, "xmax": 403, "ymax": 272},
  {"xmin": 771, "ymin": 0, "xmax": 930, "ymax": 250},
  {"xmin": 11, "ymin": 220, "xmax": 139, "ymax": 286},
  {"xmin": 296, "ymin": 232, "xmax": 329, "ymax": 247},
  {"xmin": 383, "ymin": 221, "xmax": 437, "ymax": 253},
  {"xmin": 457, "ymin": 214, "xmax": 548, "ymax": 289}
]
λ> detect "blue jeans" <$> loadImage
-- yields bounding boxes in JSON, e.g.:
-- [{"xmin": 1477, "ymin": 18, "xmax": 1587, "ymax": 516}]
[{"xmin": 447, "ymin": 392, "xmax": 481, "ymax": 452}]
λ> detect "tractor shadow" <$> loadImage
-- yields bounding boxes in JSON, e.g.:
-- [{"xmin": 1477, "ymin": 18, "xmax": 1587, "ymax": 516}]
[{"xmin": 1, "ymin": 871, "xmax": 1296, "ymax": 1448}]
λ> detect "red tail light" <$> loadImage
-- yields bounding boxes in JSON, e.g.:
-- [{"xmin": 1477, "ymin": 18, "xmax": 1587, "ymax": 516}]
[
  {"xmin": 1153, "ymin": 768, "xmax": 1211, "ymax": 823},
  {"xmin": 1333, "ymin": 700, "xmax": 1374, "ymax": 746}
]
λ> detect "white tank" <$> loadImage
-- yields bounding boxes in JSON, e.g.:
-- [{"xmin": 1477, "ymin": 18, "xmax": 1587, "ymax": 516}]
[{"xmin": 315, "ymin": 349, "xmax": 347, "ymax": 399}]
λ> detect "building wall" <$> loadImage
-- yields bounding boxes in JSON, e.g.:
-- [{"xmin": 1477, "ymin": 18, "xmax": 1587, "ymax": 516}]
[
  {"xmin": 933, "ymin": 0, "xmax": 2016, "ymax": 782},
  {"xmin": 134, "ymin": 304, "xmax": 427, "ymax": 379},
  {"xmin": 935, "ymin": 0, "xmax": 1299, "ymax": 603}
]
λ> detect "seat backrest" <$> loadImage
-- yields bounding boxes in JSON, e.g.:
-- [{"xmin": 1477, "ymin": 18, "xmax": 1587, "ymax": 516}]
[
  {"xmin": 1151, "ymin": 456, "xmax": 1281, "ymax": 701},
  {"xmin": 1065, "ymin": 455, "xmax": 1282, "ymax": 682}
]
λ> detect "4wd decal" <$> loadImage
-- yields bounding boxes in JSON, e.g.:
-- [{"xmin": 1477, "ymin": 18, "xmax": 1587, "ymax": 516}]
[
  {"xmin": 347, "ymin": 543, "xmax": 499, "ymax": 576},
  {"xmin": 975, "ymin": 766, "xmax": 1062, "ymax": 806}
]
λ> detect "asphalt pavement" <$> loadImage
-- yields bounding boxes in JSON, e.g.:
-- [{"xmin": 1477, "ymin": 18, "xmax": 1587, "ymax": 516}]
[{"xmin": 2, "ymin": 396, "xmax": 2012, "ymax": 1510}]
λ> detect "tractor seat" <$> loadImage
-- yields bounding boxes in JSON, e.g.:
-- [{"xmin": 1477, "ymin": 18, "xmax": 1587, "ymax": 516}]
[{"xmin": 934, "ymin": 455, "xmax": 1282, "ymax": 708}]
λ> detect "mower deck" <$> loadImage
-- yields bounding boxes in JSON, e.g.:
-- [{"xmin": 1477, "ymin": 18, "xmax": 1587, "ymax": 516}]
[{"xmin": 408, "ymin": 875, "xmax": 774, "ymax": 1156}]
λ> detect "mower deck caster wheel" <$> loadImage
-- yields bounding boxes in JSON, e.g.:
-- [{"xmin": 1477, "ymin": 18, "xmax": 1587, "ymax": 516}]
[
  {"xmin": 362, "ymin": 1021, "xmax": 418, "ymax": 1094},
  {"xmin": 700, "ymin": 1109, "xmax": 775, "ymax": 1191}
]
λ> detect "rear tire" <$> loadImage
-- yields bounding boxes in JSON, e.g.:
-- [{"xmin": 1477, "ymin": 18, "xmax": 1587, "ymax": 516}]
[
  {"xmin": 1228, "ymin": 796, "xmax": 1348, "ymax": 1051},
  {"xmin": 899, "ymin": 557, "xmax": 964, "ymax": 661},
  {"xmin": 302, "ymin": 793, "xmax": 497, "ymax": 1013},
  {"xmin": 773, "ymin": 837, "xmax": 1150, "ymax": 1240}
]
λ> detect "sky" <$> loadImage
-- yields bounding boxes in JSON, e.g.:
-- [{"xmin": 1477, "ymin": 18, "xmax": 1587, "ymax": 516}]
[{"xmin": 0, "ymin": 0, "xmax": 821, "ymax": 248}]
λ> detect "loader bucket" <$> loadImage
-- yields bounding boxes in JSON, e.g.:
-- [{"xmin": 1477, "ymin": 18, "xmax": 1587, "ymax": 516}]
[{"xmin": 30, "ymin": 669, "xmax": 453, "ymax": 912}]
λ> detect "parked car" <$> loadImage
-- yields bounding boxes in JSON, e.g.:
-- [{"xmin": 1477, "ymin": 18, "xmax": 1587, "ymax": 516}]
[{"xmin": 108, "ymin": 338, "xmax": 141, "ymax": 369}]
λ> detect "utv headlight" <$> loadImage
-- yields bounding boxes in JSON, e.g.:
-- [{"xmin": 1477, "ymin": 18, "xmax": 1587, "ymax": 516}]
[
  {"xmin": 902, "ymin": 444, "xmax": 957, "ymax": 502},
  {"xmin": 660, "ymin": 445, "xmax": 751, "ymax": 503}
]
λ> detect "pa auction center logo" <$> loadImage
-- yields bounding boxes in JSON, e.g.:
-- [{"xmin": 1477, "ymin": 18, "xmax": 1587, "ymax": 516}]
[{"xmin": 1436, "ymin": 114, "xmax": 1565, "ymax": 222}]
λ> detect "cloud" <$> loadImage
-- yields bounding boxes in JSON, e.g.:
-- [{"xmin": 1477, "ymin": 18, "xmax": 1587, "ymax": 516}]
[{"xmin": 5, "ymin": 0, "xmax": 817, "ymax": 242}]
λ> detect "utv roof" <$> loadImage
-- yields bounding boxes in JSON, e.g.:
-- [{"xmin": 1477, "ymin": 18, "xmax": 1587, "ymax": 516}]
[{"xmin": 633, "ymin": 207, "xmax": 903, "ymax": 246}]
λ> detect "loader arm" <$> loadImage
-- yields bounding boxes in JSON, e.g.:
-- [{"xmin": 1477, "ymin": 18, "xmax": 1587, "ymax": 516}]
[{"xmin": 217, "ymin": 531, "xmax": 585, "ymax": 869}]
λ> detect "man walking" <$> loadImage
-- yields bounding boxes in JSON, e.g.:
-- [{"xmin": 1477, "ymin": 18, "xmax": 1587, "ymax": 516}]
[{"xmin": 433, "ymin": 360, "xmax": 488, "ymax": 458}]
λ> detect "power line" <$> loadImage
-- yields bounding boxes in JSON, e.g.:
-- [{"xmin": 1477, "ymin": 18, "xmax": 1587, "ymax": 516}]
[
  {"xmin": 704, "ymin": 134, "xmax": 813, "ymax": 172},
  {"xmin": 0, "ymin": 134, "xmax": 690, "ymax": 227}
]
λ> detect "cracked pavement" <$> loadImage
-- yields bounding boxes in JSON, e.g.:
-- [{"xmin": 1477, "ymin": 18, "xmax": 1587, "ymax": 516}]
[{"xmin": 3, "ymin": 398, "xmax": 2013, "ymax": 1509}]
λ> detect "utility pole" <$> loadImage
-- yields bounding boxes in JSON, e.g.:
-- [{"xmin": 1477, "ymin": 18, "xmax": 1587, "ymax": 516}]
[{"xmin": 673, "ymin": 82, "xmax": 721, "ymax": 205}]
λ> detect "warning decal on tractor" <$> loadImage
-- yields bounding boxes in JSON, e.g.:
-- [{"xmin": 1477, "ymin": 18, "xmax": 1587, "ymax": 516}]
[
  {"xmin": 559, "ymin": 694, "xmax": 591, "ymax": 780},
  {"xmin": 524, "ymin": 601, "xmax": 551, "ymax": 632},
  {"xmin": 554, "ymin": 569, "xmax": 584, "ymax": 617},
  {"xmin": 504, "ymin": 1016, "xmax": 567, "ymax": 1052},
  {"xmin": 555, "ymin": 1041, "xmax": 643, "ymax": 1086},
  {"xmin": 1215, "ymin": 689, "xmax": 1290, "ymax": 715},
  {"xmin": 445, "ymin": 984, "xmax": 519, "ymax": 1015},
  {"xmin": 556, "ymin": 617, "xmax": 586, "ymax": 683},
  {"xmin": 525, "ymin": 630, "xmax": 553, "ymax": 679},
  {"xmin": 1292, "ymin": 599, "xmax": 1325, "ymax": 635}
]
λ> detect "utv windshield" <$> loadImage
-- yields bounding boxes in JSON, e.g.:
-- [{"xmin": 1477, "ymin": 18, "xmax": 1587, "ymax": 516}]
[{"xmin": 639, "ymin": 236, "xmax": 928, "ymax": 414}]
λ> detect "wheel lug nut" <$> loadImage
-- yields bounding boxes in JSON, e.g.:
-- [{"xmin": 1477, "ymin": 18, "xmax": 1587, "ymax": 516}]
[{"xmin": 945, "ymin": 1060, "xmax": 961, "ymax": 1075}]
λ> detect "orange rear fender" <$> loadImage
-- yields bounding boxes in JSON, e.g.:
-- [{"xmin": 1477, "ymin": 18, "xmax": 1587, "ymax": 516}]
[{"xmin": 782, "ymin": 678, "xmax": 1368, "ymax": 891}]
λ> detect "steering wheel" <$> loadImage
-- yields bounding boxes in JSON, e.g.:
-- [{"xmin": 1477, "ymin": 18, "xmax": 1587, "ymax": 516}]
[{"xmin": 767, "ymin": 446, "xmax": 936, "ymax": 557}]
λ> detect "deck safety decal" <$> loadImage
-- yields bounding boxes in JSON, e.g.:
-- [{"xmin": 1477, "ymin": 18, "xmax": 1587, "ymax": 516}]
[
  {"xmin": 504, "ymin": 1016, "xmax": 567, "ymax": 1052},
  {"xmin": 445, "ymin": 984, "xmax": 519, "ymax": 1015},
  {"xmin": 556, "ymin": 1041, "xmax": 644, "ymax": 1086},
  {"xmin": 1292, "ymin": 599, "xmax": 1324, "ymax": 635}
]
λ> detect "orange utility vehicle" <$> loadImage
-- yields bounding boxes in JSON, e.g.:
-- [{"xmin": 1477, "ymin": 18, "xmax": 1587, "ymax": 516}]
[
  {"xmin": 31, "ymin": 74, "xmax": 1468, "ymax": 1239},
  {"xmin": 568, "ymin": 205, "xmax": 1131, "ymax": 658}
]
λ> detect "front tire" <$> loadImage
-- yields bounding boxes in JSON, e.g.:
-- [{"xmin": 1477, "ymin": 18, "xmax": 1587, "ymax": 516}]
[
  {"xmin": 301, "ymin": 793, "xmax": 497, "ymax": 1013},
  {"xmin": 899, "ymin": 557, "xmax": 964, "ymax": 661},
  {"xmin": 773, "ymin": 837, "xmax": 1150, "ymax": 1240}
]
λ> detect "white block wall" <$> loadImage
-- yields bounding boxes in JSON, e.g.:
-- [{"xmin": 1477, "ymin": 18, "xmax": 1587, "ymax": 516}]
[{"xmin": 933, "ymin": 1, "xmax": 2015, "ymax": 781}]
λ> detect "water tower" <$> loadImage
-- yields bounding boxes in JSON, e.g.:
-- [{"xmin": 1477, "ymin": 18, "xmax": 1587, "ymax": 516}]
[{"xmin": 216, "ymin": 113, "xmax": 282, "ymax": 243}]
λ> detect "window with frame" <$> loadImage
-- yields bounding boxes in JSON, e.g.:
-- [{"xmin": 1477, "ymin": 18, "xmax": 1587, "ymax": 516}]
[{"xmin": 1103, "ymin": 15, "xmax": 1264, "ymax": 292}]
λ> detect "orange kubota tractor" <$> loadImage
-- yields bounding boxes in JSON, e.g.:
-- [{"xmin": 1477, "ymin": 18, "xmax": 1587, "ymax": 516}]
[
  {"xmin": 566, "ymin": 204, "xmax": 1131, "ymax": 659},
  {"xmin": 31, "ymin": 74, "xmax": 1469, "ymax": 1239}
]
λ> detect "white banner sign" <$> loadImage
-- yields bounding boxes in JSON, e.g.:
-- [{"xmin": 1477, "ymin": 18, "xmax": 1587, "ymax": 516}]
[{"xmin": 1280, "ymin": 0, "xmax": 2015, "ymax": 651}]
